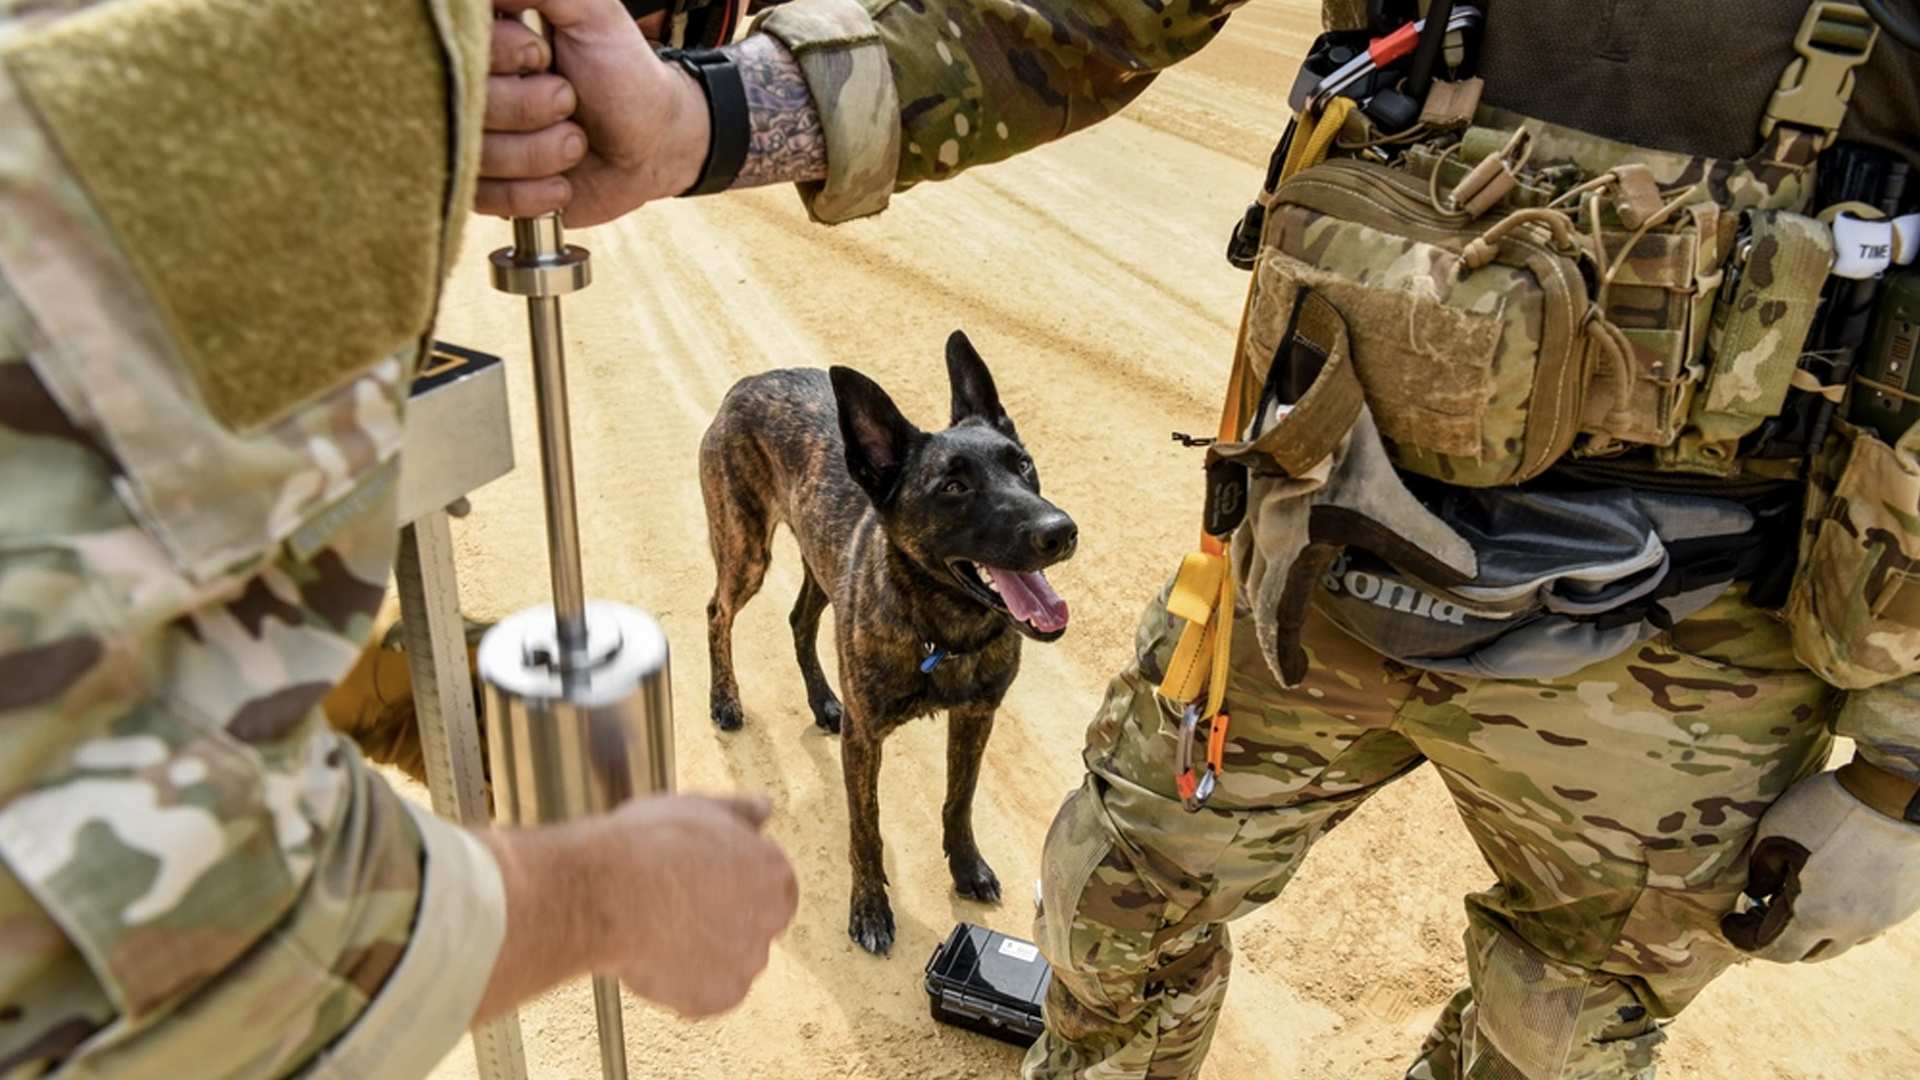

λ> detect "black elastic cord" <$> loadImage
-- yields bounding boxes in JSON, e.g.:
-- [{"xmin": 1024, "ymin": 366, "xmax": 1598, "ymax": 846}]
[
  {"xmin": 659, "ymin": 47, "xmax": 750, "ymax": 196},
  {"xmin": 1404, "ymin": 0, "xmax": 1455, "ymax": 101},
  {"xmin": 1864, "ymin": 0, "xmax": 1920, "ymax": 51}
]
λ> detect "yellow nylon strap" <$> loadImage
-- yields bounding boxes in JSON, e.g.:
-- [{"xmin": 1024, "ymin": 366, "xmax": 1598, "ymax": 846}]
[
  {"xmin": 1161, "ymin": 99, "xmax": 1351, "ymax": 717},
  {"xmin": 1165, "ymin": 550, "xmax": 1225, "ymax": 623},
  {"xmin": 1202, "ymin": 565, "xmax": 1234, "ymax": 716},
  {"xmin": 1159, "ymin": 548, "xmax": 1238, "ymax": 714},
  {"xmin": 1278, "ymin": 96, "xmax": 1356, "ymax": 184},
  {"xmin": 1158, "ymin": 301, "xmax": 1259, "ymax": 713},
  {"xmin": 1160, "ymin": 550, "xmax": 1226, "ymax": 704}
]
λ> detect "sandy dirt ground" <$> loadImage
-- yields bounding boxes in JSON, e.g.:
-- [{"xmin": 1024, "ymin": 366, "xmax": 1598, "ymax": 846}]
[{"xmin": 413, "ymin": 3, "xmax": 1920, "ymax": 1076}]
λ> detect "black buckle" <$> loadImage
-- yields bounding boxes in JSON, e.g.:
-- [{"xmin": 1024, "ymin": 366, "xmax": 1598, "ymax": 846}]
[
  {"xmin": 1203, "ymin": 459, "xmax": 1249, "ymax": 538},
  {"xmin": 1226, "ymin": 203, "xmax": 1264, "ymax": 271}
]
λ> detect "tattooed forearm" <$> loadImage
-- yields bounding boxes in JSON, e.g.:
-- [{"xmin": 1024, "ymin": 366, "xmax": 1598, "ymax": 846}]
[{"xmin": 728, "ymin": 34, "xmax": 829, "ymax": 189}]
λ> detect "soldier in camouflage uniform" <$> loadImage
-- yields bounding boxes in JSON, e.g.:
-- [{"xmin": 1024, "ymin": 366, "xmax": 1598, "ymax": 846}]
[
  {"xmin": 0, "ymin": 1, "xmax": 795, "ymax": 1077},
  {"xmin": 483, "ymin": 0, "xmax": 1920, "ymax": 1077}
]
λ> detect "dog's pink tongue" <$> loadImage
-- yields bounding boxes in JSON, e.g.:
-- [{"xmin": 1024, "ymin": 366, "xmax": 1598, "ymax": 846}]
[{"xmin": 991, "ymin": 568, "xmax": 1070, "ymax": 633}]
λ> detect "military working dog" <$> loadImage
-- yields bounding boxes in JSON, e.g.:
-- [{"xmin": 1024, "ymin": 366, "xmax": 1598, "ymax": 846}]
[{"xmin": 700, "ymin": 331, "xmax": 1076, "ymax": 956}]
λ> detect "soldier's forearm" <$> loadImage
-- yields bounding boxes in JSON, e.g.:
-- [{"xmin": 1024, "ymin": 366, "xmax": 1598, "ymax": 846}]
[
  {"xmin": 1834, "ymin": 676, "xmax": 1920, "ymax": 786},
  {"xmin": 471, "ymin": 817, "xmax": 612, "ymax": 1023},
  {"xmin": 729, "ymin": 33, "xmax": 829, "ymax": 190}
]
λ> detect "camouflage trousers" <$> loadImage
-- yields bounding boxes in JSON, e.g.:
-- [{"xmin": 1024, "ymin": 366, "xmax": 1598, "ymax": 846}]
[{"xmin": 1021, "ymin": 578, "xmax": 1836, "ymax": 1080}]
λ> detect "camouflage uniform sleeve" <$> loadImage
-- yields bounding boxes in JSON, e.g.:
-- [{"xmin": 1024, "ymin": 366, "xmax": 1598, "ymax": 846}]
[
  {"xmin": 0, "ymin": 742, "xmax": 504, "ymax": 1080},
  {"xmin": 1834, "ymin": 680, "xmax": 1920, "ymax": 786},
  {"xmin": 0, "ymin": 0, "xmax": 504, "ymax": 1072},
  {"xmin": 0, "ymin": 341, "xmax": 504, "ymax": 1080},
  {"xmin": 305, "ymin": 804, "xmax": 506, "ymax": 1080},
  {"xmin": 753, "ymin": 0, "xmax": 1244, "ymax": 223}
]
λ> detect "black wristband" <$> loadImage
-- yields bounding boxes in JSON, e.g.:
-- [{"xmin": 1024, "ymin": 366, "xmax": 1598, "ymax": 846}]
[{"xmin": 658, "ymin": 46, "xmax": 749, "ymax": 197}]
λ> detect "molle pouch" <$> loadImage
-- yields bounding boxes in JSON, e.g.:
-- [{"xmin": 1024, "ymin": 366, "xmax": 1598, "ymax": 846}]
[
  {"xmin": 1400, "ymin": 109, "xmax": 1823, "ymax": 460},
  {"xmin": 0, "ymin": 0, "xmax": 491, "ymax": 587},
  {"xmin": 1251, "ymin": 157, "xmax": 1595, "ymax": 487},
  {"xmin": 1667, "ymin": 211, "xmax": 1834, "ymax": 475},
  {"xmin": 1785, "ymin": 418, "xmax": 1920, "ymax": 689},
  {"xmin": 1572, "ymin": 194, "xmax": 1723, "ymax": 452},
  {"xmin": 1215, "ymin": 289, "xmax": 1478, "ymax": 688},
  {"xmin": 1408, "ymin": 106, "xmax": 1820, "ymax": 222}
]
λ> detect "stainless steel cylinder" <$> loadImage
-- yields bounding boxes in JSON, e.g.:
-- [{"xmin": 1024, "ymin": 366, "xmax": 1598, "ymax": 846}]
[
  {"xmin": 480, "ymin": 600, "xmax": 675, "ymax": 1080},
  {"xmin": 480, "ymin": 601, "xmax": 675, "ymax": 824}
]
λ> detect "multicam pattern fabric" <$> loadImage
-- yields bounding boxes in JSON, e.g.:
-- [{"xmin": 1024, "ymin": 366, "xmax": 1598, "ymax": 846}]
[
  {"xmin": 1786, "ymin": 419, "xmax": 1920, "ymax": 692},
  {"xmin": 743, "ymin": 0, "xmax": 1247, "ymax": 223},
  {"xmin": 0, "ymin": 0, "xmax": 502, "ymax": 1077},
  {"xmin": 1448, "ymin": 107, "xmax": 1825, "ymax": 220},
  {"xmin": 753, "ymin": 0, "xmax": 902, "ymax": 223},
  {"xmin": 1023, "ymin": 579, "xmax": 1836, "ymax": 1080},
  {"xmin": 759, "ymin": 0, "xmax": 1920, "ymax": 1075},
  {"xmin": 0, "ymin": 346, "xmax": 432, "ymax": 1080},
  {"xmin": 0, "ymin": 0, "xmax": 489, "ymax": 587},
  {"xmin": 1297, "ymin": 112, "xmax": 1822, "ymax": 481},
  {"xmin": 1674, "ymin": 209, "xmax": 1835, "ymax": 471},
  {"xmin": 1248, "ymin": 160, "xmax": 1591, "ymax": 487}
]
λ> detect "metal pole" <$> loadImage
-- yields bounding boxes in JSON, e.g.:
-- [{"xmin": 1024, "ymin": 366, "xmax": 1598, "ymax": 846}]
[
  {"xmin": 485, "ymin": 42, "xmax": 677, "ymax": 1079},
  {"xmin": 505, "ymin": 214, "xmax": 592, "ymax": 665}
]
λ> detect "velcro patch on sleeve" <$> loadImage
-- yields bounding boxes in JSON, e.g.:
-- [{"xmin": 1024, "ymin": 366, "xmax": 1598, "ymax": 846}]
[{"xmin": 5, "ymin": 0, "xmax": 454, "ymax": 433}]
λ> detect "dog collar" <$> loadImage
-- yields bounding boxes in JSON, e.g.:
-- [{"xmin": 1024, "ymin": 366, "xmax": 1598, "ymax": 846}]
[{"xmin": 920, "ymin": 643, "xmax": 955, "ymax": 673}]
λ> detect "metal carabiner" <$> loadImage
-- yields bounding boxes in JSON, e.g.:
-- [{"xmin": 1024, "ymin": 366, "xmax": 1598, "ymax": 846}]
[{"xmin": 1174, "ymin": 702, "xmax": 1226, "ymax": 813}]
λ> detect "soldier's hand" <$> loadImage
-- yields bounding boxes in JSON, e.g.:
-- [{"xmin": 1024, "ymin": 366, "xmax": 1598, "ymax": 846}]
[
  {"xmin": 597, "ymin": 793, "xmax": 799, "ymax": 1017},
  {"xmin": 478, "ymin": 0, "xmax": 710, "ymax": 224},
  {"xmin": 473, "ymin": 790, "xmax": 796, "ymax": 1023},
  {"xmin": 1721, "ymin": 766, "xmax": 1920, "ymax": 963}
]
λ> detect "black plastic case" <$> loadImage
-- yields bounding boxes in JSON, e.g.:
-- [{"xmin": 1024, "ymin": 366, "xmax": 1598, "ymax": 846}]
[{"xmin": 923, "ymin": 923, "xmax": 1051, "ymax": 1046}]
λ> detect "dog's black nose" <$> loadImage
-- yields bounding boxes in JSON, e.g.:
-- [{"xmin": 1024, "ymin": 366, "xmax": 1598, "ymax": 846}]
[{"xmin": 1032, "ymin": 513, "xmax": 1078, "ymax": 560}]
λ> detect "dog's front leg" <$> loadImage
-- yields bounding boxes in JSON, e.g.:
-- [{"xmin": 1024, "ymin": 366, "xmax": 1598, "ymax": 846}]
[
  {"xmin": 788, "ymin": 566, "xmax": 842, "ymax": 733},
  {"xmin": 943, "ymin": 704, "xmax": 1001, "ymax": 903},
  {"xmin": 841, "ymin": 717, "xmax": 895, "ymax": 955}
]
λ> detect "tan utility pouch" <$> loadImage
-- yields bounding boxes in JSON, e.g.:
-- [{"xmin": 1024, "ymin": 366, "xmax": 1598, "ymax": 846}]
[
  {"xmin": 1393, "ymin": 109, "xmax": 1827, "ymax": 470},
  {"xmin": 1252, "ymin": 157, "xmax": 1594, "ymax": 487},
  {"xmin": 1407, "ymin": 120, "xmax": 1732, "ymax": 456},
  {"xmin": 1786, "ymin": 418, "xmax": 1920, "ymax": 688},
  {"xmin": 1671, "ymin": 209, "xmax": 1835, "ymax": 474}
]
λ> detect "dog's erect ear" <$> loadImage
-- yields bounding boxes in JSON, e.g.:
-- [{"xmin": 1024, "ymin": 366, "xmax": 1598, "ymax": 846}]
[
  {"xmin": 946, "ymin": 330, "xmax": 1018, "ymax": 439},
  {"xmin": 831, "ymin": 365, "xmax": 923, "ymax": 506}
]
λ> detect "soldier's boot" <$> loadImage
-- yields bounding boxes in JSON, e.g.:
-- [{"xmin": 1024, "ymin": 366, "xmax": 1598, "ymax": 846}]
[{"xmin": 321, "ymin": 605, "xmax": 491, "ymax": 792}]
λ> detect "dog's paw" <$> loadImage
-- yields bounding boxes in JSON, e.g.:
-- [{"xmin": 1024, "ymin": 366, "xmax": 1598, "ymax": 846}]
[
  {"xmin": 711, "ymin": 698, "xmax": 746, "ymax": 732},
  {"xmin": 812, "ymin": 698, "xmax": 843, "ymax": 734},
  {"xmin": 848, "ymin": 894, "xmax": 895, "ymax": 956},
  {"xmin": 951, "ymin": 856, "xmax": 1002, "ymax": 903}
]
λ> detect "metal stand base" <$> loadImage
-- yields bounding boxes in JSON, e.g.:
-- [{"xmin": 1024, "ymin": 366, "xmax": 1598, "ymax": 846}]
[{"xmin": 395, "ymin": 511, "xmax": 530, "ymax": 1080}]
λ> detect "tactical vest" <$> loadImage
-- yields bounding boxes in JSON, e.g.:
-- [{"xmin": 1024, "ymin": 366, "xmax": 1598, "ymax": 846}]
[
  {"xmin": 1198, "ymin": 0, "xmax": 1920, "ymax": 697},
  {"xmin": 0, "ymin": 0, "xmax": 492, "ymax": 592},
  {"xmin": 1233, "ymin": 2, "xmax": 1902, "ymax": 487}
]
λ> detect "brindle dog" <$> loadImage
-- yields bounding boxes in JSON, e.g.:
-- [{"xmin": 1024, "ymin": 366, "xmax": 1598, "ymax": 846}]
[{"xmin": 700, "ymin": 331, "xmax": 1076, "ymax": 956}]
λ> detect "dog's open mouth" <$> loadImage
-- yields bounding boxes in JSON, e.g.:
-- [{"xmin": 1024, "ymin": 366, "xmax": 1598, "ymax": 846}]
[{"xmin": 949, "ymin": 560, "xmax": 1070, "ymax": 638}]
